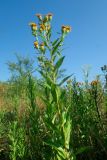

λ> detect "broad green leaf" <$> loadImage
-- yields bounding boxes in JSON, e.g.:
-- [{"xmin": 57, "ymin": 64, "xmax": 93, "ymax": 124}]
[
  {"xmin": 57, "ymin": 155, "xmax": 62, "ymax": 160},
  {"xmin": 75, "ymin": 146, "xmax": 92, "ymax": 155},
  {"xmin": 54, "ymin": 56, "xmax": 65, "ymax": 71},
  {"xmin": 44, "ymin": 142, "xmax": 69, "ymax": 159},
  {"xmin": 52, "ymin": 38, "xmax": 60, "ymax": 46},
  {"xmin": 59, "ymin": 75, "xmax": 72, "ymax": 86},
  {"xmin": 52, "ymin": 113, "xmax": 58, "ymax": 124},
  {"xmin": 62, "ymin": 111, "xmax": 67, "ymax": 127},
  {"xmin": 56, "ymin": 147, "xmax": 67, "ymax": 159},
  {"xmin": 63, "ymin": 116, "xmax": 72, "ymax": 149},
  {"xmin": 51, "ymin": 40, "xmax": 62, "ymax": 55},
  {"xmin": 44, "ymin": 83, "xmax": 51, "ymax": 89},
  {"xmin": 38, "ymin": 70, "xmax": 53, "ymax": 84},
  {"xmin": 51, "ymin": 86, "xmax": 61, "ymax": 103},
  {"xmin": 52, "ymin": 55, "xmax": 56, "ymax": 62},
  {"xmin": 47, "ymin": 28, "xmax": 51, "ymax": 40},
  {"xmin": 60, "ymin": 90, "xmax": 66, "ymax": 100},
  {"xmin": 45, "ymin": 119, "xmax": 59, "ymax": 134},
  {"xmin": 43, "ymin": 141, "xmax": 59, "ymax": 150},
  {"xmin": 57, "ymin": 51, "xmax": 61, "ymax": 57}
]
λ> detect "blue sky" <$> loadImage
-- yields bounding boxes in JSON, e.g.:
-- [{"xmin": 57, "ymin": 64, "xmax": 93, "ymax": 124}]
[{"xmin": 0, "ymin": 0, "xmax": 107, "ymax": 81}]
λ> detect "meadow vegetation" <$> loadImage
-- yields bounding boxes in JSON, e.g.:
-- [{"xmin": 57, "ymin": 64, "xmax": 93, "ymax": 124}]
[{"xmin": 0, "ymin": 13, "xmax": 107, "ymax": 160}]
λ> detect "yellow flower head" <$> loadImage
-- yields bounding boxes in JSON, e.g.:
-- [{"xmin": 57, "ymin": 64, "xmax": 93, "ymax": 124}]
[
  {"xmin": 66, "ymin": 26, "xmax": 72, "ymax": 33},
  {"xmin": 91, "ymin": 80, "xmax": 98, "ymax": 86},
  {"xmin": 62, "ymin": 25, "xmax": 71, "ymax": 34},
  {"xmin": 47, "ymin": 13, "xmax": 53, "ymax": 21},
  {"xmin": 43, "ymin": 13, "xmax": 53, "ymax": 23},
  {"xmin": 34, "ymin": 41, "xmax": 39, "ymax": 49},
  {"xmin": 62, "ymin": 26, "xmax": 67, "ymax": 33},
  {"xmin": 36, "ymin": 14, "xmax": 42, "ymax": 20},
  {"xmin": 40, "ymin": 24, "xmax": 46, "ymax": 31},
  {"xmin": 29, "ymin": 22, "xmax": 38, "ymax": 31}
]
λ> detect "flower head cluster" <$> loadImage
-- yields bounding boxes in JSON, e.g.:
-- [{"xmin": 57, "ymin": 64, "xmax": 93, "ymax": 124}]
[
  {"xmin": 30, "ymin": 13, "xmax": 72, "ymax": 55},
  {"xmin": 43, "ymin": 13, "xmax": 53, "ymax": 23},
  {"xmin": 29, "ymin": 13, "xmax": 53, "ymax": 34},
  {"xmin": 34, "ymin": 41, "xmax": 45, "ymax": 52},
  {"xmin": 62, "ymin": 25, "xmax": 71, "ymax": 34},
  {"xmin": 39, "ymin": 24, "xmax": 46, "ymax": 32},
  {"xmin": 91, "ymin": 80, "xmax": 98, "ymax": 86}
]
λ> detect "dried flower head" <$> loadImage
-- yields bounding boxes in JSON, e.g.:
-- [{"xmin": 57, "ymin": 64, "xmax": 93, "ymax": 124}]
[
  {"xmin": 62, "ymin": 25, "xmax": 71, "ymax": 34},
  {"xmin": 40, "ymin": 24, "xmax": 46, "ymax": 31},
  {"xmin": 43, "ymin": 13, "xmax": 53, "ymax": 23},
  {"xmin": 91, "ymin": 80, "xmax": 98, "ymax": 86},
  {"xmin": 29, "ymin": 22, "xmax": 38, "ymax": 31},
  {"xmin": 47, "ymin": 13, "xmax": 53, "ymax": 20},
  {"xmin": 34, "ymin": 41, "xmax": 39, "ymax": 49},
  {"xmin": 36, "ymin": 13, "xmax": 42, "ymax": 20}
]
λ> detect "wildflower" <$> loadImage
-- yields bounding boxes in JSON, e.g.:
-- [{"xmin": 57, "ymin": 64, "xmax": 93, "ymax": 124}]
[
  {"xmin": 66, "ymin": 26, "xmax": 71, "ymax": 33},
  {"xmin": 36, "ymin": 13, "xmax": 42, "ymax": 20},
  {"xmin": 29, "ymin": 22, "xmax": 38, "ymax": 31},
  {"xmin": 91, "ymin": 80, "xmax": 98, "ymax": 86},
  {"xmin": 43, "ymin": 15, "xmax": 49, "ymax": 23},
  {"xmin": 40, "ymin": 24, "xmax": 46, "ymax": 31},
  {"xmin": 62, "ymin": 25, "xmax": 71, "ymax": 34},
  {"xmin": 43, "ymin": 13, "xmax": 53, "ymax": 23},
  {"xmin": 47, "ymin": 13, "xmax": 53, "ymax": 21},
  {"xmin": 34, "ymin": 41, "xmax": 39, "ymax": 49}
]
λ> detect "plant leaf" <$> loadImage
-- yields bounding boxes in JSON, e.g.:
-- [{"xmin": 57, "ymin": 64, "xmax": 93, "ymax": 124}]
[
  {"xmin": 51, "ymin": 40, "xmax": 62, "ymax": 55},
  {"xmin": 75, "ymin": 146, "xmax": 92, "ymax": 155},
  {"xmin": 59, "ymin": 75, "xmax": 72, "ymax": 86},
  {"xmin": 52, "ymin": 38, "xmax": 60, "ymax": 46},
  {"xmin": 54, "ymin": 56, "xmax": 65, "ymax": 71}
]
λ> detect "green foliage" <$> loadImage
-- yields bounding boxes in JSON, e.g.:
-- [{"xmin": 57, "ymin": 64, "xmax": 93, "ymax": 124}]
[
  {"xmin": 8, "ymin": 121, "xmax": 26, "ymax": 160},
  {"xmin": 0, "ymin": 13, "xmax": 107, "ymax": 160}
]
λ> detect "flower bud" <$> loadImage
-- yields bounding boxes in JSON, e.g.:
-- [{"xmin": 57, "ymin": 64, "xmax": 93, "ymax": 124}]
[
  {"xmin": 40, "ymin": 43, "xmax": 45, "ymax": 51},
  {"xmin": 47, "ymin": 13, "xmax": 53, "ymax": 21}
]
